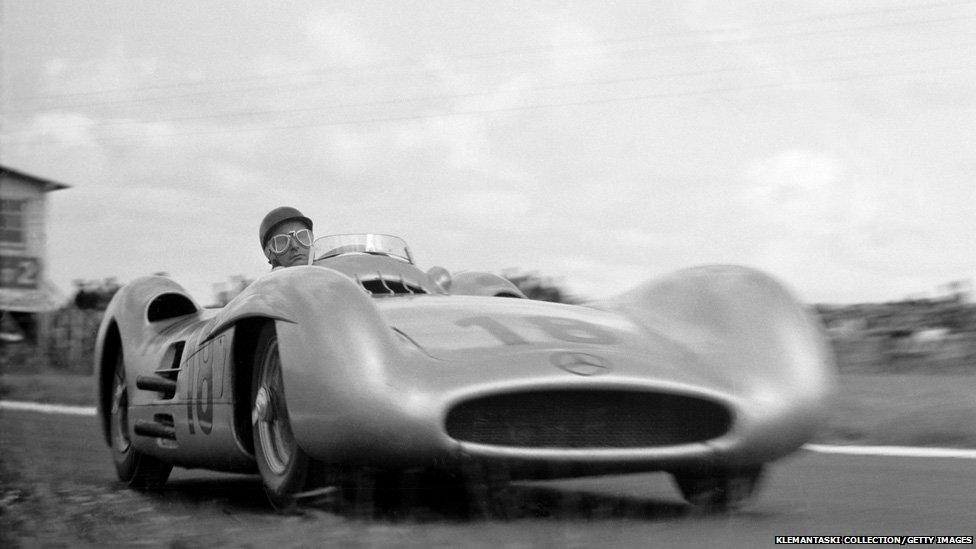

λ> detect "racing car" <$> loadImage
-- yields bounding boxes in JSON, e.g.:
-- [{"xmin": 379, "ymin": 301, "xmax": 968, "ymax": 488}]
[{"xmin": 95, "ymin": 234, "xmax": 835, "ymax": 511}]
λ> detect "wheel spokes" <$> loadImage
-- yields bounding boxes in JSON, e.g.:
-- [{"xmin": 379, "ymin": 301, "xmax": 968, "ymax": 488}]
[
  {"xmin": 255, "ymin": 340, "xmax": 295, "ymax": 475},
  {"xmin": 112, "ymin": 368, "xmax": 131, "ymax": 453}
]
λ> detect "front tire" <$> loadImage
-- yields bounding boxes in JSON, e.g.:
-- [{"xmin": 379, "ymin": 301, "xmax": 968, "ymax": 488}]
[
  {"xmin": 672, "ymin": 467, "xmax": 764, "ymax": 511},
  {"xmin": 252, "ymin": 323, "xmax": 312, "ymax": 509},
  {"xmin": 110, "ymin": 350, "xmax": 172, "ymax": 489}
]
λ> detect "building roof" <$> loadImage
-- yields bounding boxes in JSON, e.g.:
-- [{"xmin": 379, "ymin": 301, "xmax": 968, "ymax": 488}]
[{"xmin": 0, "ymin": 165, "xmax": 70, "ymax": 192}]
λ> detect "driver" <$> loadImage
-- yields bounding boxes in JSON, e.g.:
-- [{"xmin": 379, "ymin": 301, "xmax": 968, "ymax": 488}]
[{"xmin": 259, "ymin": 206, "xmax": 314, "ymax": 268}]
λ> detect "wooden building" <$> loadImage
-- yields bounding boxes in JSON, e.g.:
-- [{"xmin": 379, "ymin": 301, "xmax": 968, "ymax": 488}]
[{"xmin": 1, "ymin": 166, "xmax": 69, "ymax": 340}]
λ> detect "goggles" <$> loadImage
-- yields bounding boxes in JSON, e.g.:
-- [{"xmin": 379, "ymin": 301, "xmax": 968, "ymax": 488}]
[{"xmin": 267, "ymin": 229, "xmax": 313, "ymax": 254}]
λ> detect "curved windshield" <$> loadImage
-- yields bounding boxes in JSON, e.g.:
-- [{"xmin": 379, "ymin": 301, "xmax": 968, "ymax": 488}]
[{"xmin": 313, "ymin": 234, "xmax": 413, "ymax": 264}]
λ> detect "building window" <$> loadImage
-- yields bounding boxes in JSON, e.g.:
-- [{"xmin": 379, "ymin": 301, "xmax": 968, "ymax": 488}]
[{"xmin": 0, "ymin": 199, "xmax": 27, "ymax": 246}]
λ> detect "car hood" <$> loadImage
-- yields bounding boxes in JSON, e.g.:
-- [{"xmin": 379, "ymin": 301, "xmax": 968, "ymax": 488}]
[{"xmin": 375, "ymin": 295, "xmax": 734, "ymax": 394}]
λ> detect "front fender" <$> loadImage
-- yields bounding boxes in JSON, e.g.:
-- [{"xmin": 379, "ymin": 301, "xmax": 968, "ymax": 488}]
[
  {"xmin": 231, "ymin": 267, "xmax": 440, "ymax": 463},
  {"xmin": 94, "ymin": 275, "xmax": 202, "ymax": 445},
  {"xmin": 597, "ymin": 265, "xmax": 836, "ymax": 465},
  {"xmin": 451, "ymin": 271, "xmax": 525, "ymax": 298}
]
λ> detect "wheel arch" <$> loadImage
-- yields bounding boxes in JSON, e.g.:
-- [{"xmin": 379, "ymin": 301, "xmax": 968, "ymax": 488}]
[
  {"xmin": 230, "ymin": 316, "xmax": 275, "ymax": 456},
  {"xmin": 207, "ymin": 265, "xmax": 403, "ymax": 463},
  {"xmin": 597, "ymin": 264, "xmax": 837, "ymax": 464},
  {"xmin": 96, "ymin": 319, "xmax": 122, "ymax": 446},
  {"xmin": 450, "ymin": 271, "xmax": 526, "ymax": 298}
]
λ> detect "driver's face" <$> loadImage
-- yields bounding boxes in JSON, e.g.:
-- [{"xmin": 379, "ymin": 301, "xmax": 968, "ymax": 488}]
[{"xmin": 268, "ymin": 219, "xmax": 311, "ymax": 267}]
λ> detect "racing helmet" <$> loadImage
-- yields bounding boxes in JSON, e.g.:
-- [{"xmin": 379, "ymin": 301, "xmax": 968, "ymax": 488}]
[{"xmin": 259, "ymin": 206, "xmax": 313, "ymax": 249}]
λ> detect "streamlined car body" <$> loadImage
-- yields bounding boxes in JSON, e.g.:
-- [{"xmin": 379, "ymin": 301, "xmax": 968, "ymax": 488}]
[{"xmin": 95, "ymin": 234, "xmax": 834, "ymax": 509}]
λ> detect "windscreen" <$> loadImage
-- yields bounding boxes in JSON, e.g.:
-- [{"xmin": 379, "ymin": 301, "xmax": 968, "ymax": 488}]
[{"xmin": 312, "ymin": 234, "xmax": 413, "ymax": 264}]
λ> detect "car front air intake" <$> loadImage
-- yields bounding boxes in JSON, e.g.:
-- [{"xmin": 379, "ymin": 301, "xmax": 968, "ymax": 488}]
[{"xmin": 445, "ymin": 390, "xmax": 732, "ymax": 448}]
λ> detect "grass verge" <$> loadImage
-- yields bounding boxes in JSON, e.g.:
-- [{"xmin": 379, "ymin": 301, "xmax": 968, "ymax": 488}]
[
  {"xmin": 0, "ymin": 373, "xmax": 95, "ymax": 407},
  {"xmin": 816, "ymin": 372, "xmax": 976, "ymax": 448}
]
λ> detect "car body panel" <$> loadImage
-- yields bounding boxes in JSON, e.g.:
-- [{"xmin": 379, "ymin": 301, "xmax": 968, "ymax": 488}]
[{"xmin": 95, "ymin": 240, "xmax": 834, "ymax": 483}]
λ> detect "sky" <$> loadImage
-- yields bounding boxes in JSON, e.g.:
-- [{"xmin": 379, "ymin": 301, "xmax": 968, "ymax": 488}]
[{"xmin": 2, "ymin": 0, "xmax": 974, "ymax": 305}]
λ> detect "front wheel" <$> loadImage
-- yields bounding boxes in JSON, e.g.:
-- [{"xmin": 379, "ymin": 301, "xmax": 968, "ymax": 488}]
[
  {"xmin": 110, "ymin": 350, "xmax": 172, "ymax": 489},
  {"xmin": 671, "ymin": 467, "xmax": 764, "ymax": 511},
  {"xmin": 252, "ymin": 323, "xmax": 312, "ymax": 509}
]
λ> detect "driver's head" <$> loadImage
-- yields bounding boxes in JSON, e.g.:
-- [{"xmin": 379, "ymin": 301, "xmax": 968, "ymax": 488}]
[{"xmin": 260, "ymin": 207, "xmax": 313, "ymax": 268}]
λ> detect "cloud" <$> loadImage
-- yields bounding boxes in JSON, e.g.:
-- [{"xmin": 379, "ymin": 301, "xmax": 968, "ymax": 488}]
[
  {"xmin": 392, "ymin": 117, "xmax": 493, "ymax": 171},
  {"xmin": 305, "ymin": 11, "xmax": 386, "ymax": 67},
  {"xmin": 743, "ymin": 149, "xmax": 879, "ymax": 235},
  {"xmin": 24, "ymin": 112, "xmax": 99, "ymax": 146},
  {"xmin": 681, "ymin": 1, "xmax": 754, "ymax": 40},
  {"xmin": 35, "ymin": 39, "xmax": 159, "ymax": 96},
  {"xmin": 541, "ymin": 20, "xmax": 616, "ymax": 78},
  {"xmin": 449, "ymin": 189, "xmax": 534, "ymax": 225},
  {"xmin": 8, "ymin": 3, "xmax": 970, "ymax": 307},
  {"xmin": 732, "ymin": 147, "xmax": 976, "ymax": 301},
  {"xmin": 43, "ymin": 58, "xmax": 68, "ymax": 78}
]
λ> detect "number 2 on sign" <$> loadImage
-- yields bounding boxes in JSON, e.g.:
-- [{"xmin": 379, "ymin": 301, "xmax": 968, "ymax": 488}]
[{"xmin": 455, "ymin": 316, "xmax": 617, "ymax": 345}]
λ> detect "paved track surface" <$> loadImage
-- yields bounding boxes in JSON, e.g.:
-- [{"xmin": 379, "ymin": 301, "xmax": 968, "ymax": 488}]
[{"xmin": 2, "ymin": 409, "xmax": 973, "ymax": 547}]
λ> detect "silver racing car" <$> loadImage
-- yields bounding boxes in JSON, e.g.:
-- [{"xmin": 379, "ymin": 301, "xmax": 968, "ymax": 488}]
[{"xmin": 95, "ymin": 234, "xmax": 834, "ymax": 510}]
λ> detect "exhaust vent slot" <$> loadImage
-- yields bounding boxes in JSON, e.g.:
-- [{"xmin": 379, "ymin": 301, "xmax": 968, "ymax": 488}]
[
  {"xmin": 137, "ymin": 342, "xmax": 184, "ymax": 400},
  {"xmin": 134, "ymin": 414, "xmax": 176, "ymax": 440},
  {"xmin": 136, "ymin": 375, "xmax": 177, "ymax": 398}
]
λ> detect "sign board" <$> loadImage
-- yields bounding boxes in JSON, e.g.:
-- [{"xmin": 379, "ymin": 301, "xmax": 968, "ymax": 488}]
[{"xmin": 0, "ymin": 256, "xmax": 40, "ymax": 289}]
